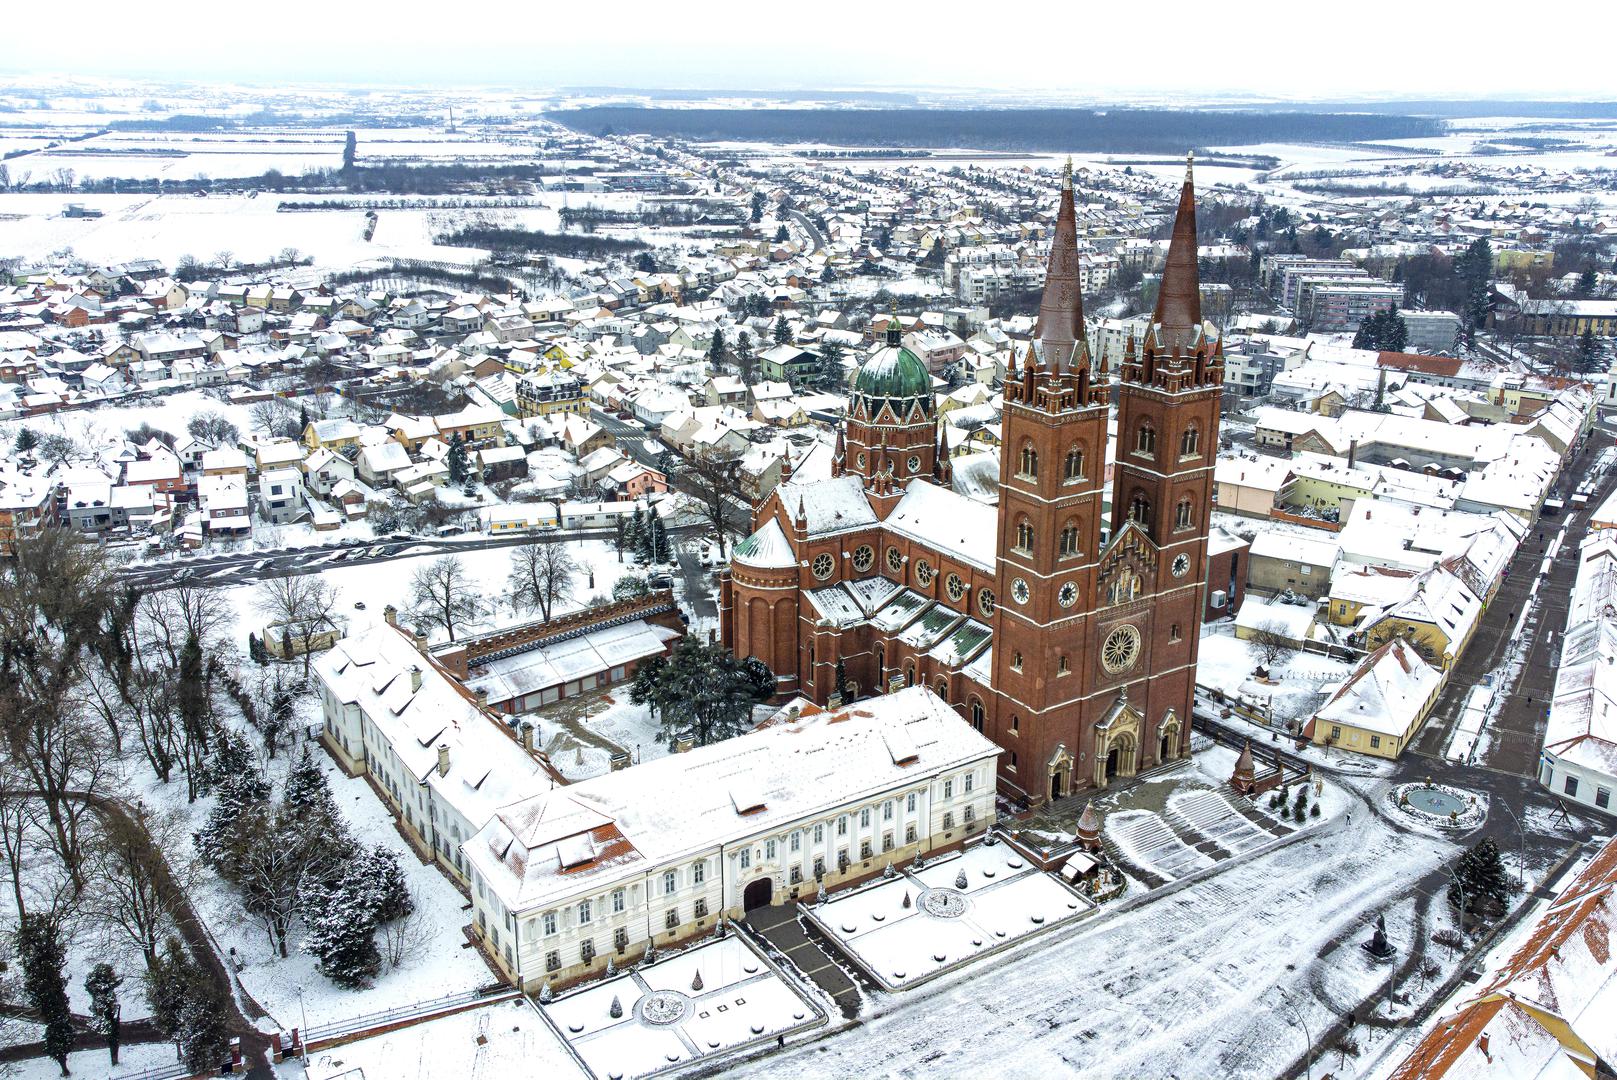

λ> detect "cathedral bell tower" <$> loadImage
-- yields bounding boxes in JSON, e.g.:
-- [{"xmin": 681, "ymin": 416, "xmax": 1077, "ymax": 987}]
[
  {"xmin": 989, "ymin": 159, "xmax": 1111, "ymax": 804},
  {"xmin": 1100, "ymin": 152, "xmax": 1224, "ymax": 775}
]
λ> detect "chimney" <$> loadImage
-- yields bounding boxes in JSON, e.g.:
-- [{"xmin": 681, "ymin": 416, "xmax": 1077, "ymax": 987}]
[
  {"xmin": 409, "ymin": 664, "xmax": 422, "ymax": 692},
  {"xmin": 520, "ymin": 722, "xmax": 535, "ymax": 752},
  {"xmin": 413, "ymin": 630, "xmax": 429, "ymax": 655},
  {"xmin": 474, "ymin": 687, "xmax": 489, "ymax": 709},
  {"xmin": 383, "ymin": 604, "xmax": 398, "ymax": 627},
  {"xmin": 1348, "ymin": 439, "xmax": 1357, "ymax": 469},
  {"xmin": 436, "ymin": 743, "xmax": 450, "ymax": 777}
]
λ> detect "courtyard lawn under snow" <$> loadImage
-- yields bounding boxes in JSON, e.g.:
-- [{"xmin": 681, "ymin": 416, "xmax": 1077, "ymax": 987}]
[
  {"xmin": 807, "ymin": 842, "xmax": 1090, "ymax": 990},
  {"xmin": 540, "ymin": 934, "xmax": 823, "ymax": 1079}
]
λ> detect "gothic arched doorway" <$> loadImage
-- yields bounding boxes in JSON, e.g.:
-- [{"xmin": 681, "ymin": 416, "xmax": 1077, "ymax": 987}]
[{"xmin": 743, "ymin": 877, "xmax": 773, "ymax": 911}]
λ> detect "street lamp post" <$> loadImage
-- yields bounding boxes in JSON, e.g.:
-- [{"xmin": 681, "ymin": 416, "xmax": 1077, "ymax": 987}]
[
  {"xmin": 296, "ymin": 984, "xmax": 310, "ymax": 1065},
  {"xmin": 1495, "ymin": 799, "xmax": 1528, "ymax": 890},
  {"xmin": 1277, "ymin": 988, "xmax": 1312, "ymax": 1080},
  {"xmin": 1447, "ymin": 867, "xmax": 1468, "ymax": 945}
]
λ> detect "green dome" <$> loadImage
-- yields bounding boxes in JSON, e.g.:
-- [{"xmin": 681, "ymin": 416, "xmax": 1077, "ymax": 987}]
[{"xmin": 851, "ymin": 344, "xmax": 931, "ymax": 400}]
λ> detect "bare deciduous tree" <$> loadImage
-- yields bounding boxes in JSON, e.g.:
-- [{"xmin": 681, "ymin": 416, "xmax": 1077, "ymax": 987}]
[
  {"xmin": 406, "ymin": 555, "xmax": 482, "ymax": 643},
  {"xmin": 683, "ymin": 450, "xmax": 745, "ymax": 559},
  {"xmin": 1249, "ymin": 620, "xmax": 1296, "ymax": 668},
  {"xmin": 508, "ymin": 541, "xmax": 579, "ymax": 623},
  {"xmin": 252, "ymin": 573, "xmax": 341, "ymax": 675},
  {"xmin": 84, "ymin": 803, "xmax": 185, "ymax": 975}
]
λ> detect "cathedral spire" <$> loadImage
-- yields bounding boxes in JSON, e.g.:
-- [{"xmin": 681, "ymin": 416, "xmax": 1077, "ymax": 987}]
[
  {"xmin": 1152, "ymin": 151, "xmax": 1202, "ymax": 351},
  {"xmin": 1035, "ymin": 156, "xmax": 1086, "ymax": 371}
]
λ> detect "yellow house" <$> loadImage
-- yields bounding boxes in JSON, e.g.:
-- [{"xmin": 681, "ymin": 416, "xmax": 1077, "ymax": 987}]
[
  {"xmin": 434, "ymin": 404, "xmax": 507, "ymax": 446},
  {"xmin": 302, "ymin": 417, "xmax": 363, "ymax": 453},
  {"xmin": 1326, "ymin": 565, "xmax": 1418, "ymax": 628},
  {"xmin": 1361, "ymin": 564, "xmax": 1483, "ymax": 672},
  {"xmin": 1307, "ymin": 638, "xmax": 1441, "ymax": 759}
]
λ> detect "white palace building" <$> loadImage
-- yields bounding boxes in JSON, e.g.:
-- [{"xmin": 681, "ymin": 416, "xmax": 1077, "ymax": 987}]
[{"xmin": 316, "ymin": 616, "xmax": 1001, "ymax": 992}]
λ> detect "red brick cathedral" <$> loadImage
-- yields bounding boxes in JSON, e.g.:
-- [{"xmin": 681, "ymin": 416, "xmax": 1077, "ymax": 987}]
[{"xmin": 720, "ymin": 158, "xmax": 1223, "ymax": 806}]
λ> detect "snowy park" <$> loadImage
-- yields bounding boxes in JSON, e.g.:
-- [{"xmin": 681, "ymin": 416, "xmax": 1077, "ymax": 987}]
[
  {"xmin": 807, "ymin": 842, "xmax": 1090, "ymax": 990},
  {"xmin": 538, "ymin": 934, "xmax": 824, "ymax": 1079}
]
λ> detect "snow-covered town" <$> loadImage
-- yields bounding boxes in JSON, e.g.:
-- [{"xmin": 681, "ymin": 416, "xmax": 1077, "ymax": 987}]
[{"xmin": 3, "ymin": 13, "xmax": 1617, "ymax": 1080}]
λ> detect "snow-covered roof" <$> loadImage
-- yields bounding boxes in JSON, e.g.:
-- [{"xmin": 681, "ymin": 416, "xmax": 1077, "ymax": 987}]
[
  {"xmin": 776, "ymin": 474, "xmax": 878, "ymax": 538},
  {"xmin": 317, "ymin": 622, "xmax": 546, "ymax": 834},
  {"xmin": 884, "ymin": 479, "xmax": 996, "ymax": 572},
  {"xmin": 1313, "ymin": 638, "xmax": 1440, "ymax": 738},
  {"xmin": 733, "ymin": 518, "xmax": 795, "ymax": 570},
  {"xmin": 1543, "ymin": 533, "xmax": 1617, "ymax": 778},
  {"xmin": 465, "ymin": 687, "xmax": 999, "ymax": 914}
]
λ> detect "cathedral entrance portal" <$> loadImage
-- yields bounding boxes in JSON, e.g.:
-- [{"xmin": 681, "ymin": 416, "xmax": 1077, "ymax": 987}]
[{"xmin": 1047, "ymin": 745, "xmax": 1075, "ymax": 804}]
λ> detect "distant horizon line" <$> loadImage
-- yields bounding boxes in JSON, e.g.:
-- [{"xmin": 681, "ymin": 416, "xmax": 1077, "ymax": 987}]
[{"xmin": 0, "ymin": 73, "xmax": 1614, "ymax": 110}]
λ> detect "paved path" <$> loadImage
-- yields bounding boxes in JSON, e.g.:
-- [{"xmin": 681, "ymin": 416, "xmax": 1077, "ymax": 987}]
[{"xmin": 743, "ymin": 905, "xmax": 862, "ymax": 1019}]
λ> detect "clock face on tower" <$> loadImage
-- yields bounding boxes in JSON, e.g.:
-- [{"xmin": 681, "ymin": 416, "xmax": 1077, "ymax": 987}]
[
  {"xmin": 1057, "ymin": 582, "xmax": 1078, "ymax": 608},
  {"xmin": 1011, "ymin": 578, "xmax": 1031, "ymax": 605},
  {"xmin": 1171, "ymin": 553, "xmax": 1191, "ymax": 579},
  {"xmin": 1101, "ymin": 624, "xmax": 1142, "ymax": 675}
]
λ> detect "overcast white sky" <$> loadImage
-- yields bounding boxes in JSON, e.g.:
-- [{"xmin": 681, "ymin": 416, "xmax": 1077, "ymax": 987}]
[{"xmin": 2, "ymin": 0, "xmax": 1613, "ymax": 100}]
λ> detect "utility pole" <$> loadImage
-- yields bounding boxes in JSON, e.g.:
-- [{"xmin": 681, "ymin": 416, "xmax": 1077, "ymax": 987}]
[{"xmin": 1277, "ymin": 988, "xmax": 1313, "ymax": 1080}]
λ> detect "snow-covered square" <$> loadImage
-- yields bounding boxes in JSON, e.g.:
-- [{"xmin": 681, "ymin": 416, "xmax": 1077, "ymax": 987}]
[
  {"xmin": 538, "ymin": 934, "xmax": 824, "ymax": 1078},
  {"xmin": 806, "ymin": 841, "xmax": 1091, "ymax": 990}
]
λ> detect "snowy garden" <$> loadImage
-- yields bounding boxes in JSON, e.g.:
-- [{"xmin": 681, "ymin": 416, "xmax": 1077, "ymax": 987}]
[
  {"xmin": 538, "ymin": 934, "xmax": 824, "ymax": 1079},
  {"xmin": 806, "ymin": 842, "xmax": 1090, "ymax": 990}
]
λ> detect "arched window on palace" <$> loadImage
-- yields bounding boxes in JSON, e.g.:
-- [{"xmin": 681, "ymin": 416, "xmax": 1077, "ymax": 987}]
[
  {"xmin": 1059, "ymin": 521, "xmax": 1080, "ymax": 557},
  {"xmin": 1015, "ymin": 518, "xmax": 1035, "ymax": 554},
  {"xmin": 934, "ymin": 676, "xmax": 948, "ymax": 702},
  {"xmin": 1135, "ymin": 422, "xmax": 1156, "ymax": 455},
  {"xmin": 1018, "ymin": 442, "xmax": 1039, "ymax": 479},
  {"xmin": 1175, "ymin": 497, "xmax": 1193, "ymax": 530},
  {"xmin": 1064, "ymin": 445, "xmax": 1085, "ymax": 481},
  {"xmin": 905, "ymin": 662, "xmax": 915, "ymax": 687},
  {"xmin": 969, "ymin": 697, "xmax": 985, "ymax": 732},
  {"xmin": 1180, "ymin": 424, "xmax": 1200, "ymax": 458},
  {"xmin": 806, "ymin": 641, "xmax": 815, "ymax": 683}
]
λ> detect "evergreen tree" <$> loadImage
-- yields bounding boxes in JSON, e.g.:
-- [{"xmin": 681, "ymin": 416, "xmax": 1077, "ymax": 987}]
[
  {"xmin": 736, "ymin": 331, "xmax": 755, "ymax": 385},
  {"xmin": 15, "ymin": 426, "xmax": 38, "ymax": 454},
  {"xmin": 1574, "ymin": 327, "xmax": 1600, "ymax": 374},
  {"xmin": 446, "ymin": 432, "xmax": 470, "ymax": 486},
  {"xmin": 613, "ymin": 574, "xmax": 651, "ymax": 601},
  {"xmin": 146, "ymin": 939, "xmax": 230, "ymax": 1073},
  {"xmin": 1384, "ymin": 311, "xmax": 1408, "ymax": 352},
  {"xmin": 647, "ymin": 638, "xmax": 775, "ymax": 748},
  {"xmin": 624, "ymin": 506, "xmax": 645, "ymax": 558},
  {"xmin": 629, "ymin": 654, "xmax": 667, "ymax": 719},
  {"xmin": 773, "ymin": 224, "xmax": 789, "ymax": 244},
  {"xmin": 300, "ymin": 867, "xmax": 383, "ymax": 988},
  {"xmin": 176, "ymin": 631, "xmax": 211, "ymax": 798},
  {"xmin": 85, "ymin": 962, "xmax": 124, "ymax": 1066},
  {"xmin": 1448, "ymin": 837, "xmax": 1511, "ymax": 920},
  {"xmin": 16, "ymin": 912, "xmax": 73, "ymax": 1076},
  {"xmin": 707, "ymin": 327, "xmax": 726, "ymax": 367},
  {"xmin": 833, "ymin": 657, "xmax": 850, "ymax": 701},
  {"xmin": 350, "ymin": 844, "xmax": 413, "ymax": 925},
  {"xmin": 817, "ymin": 340, "xmax": 846, "ymax": 390},
  {"xmin": 283, "ymin": 744, "xmax": 345, "ymax": 841},
  {"xmin": 647, "ymin": 514, "xmax": 671, "ymax": 563},
  {"xmin": 1579, "ymin": 266, "xmax": 1598, "ymax": 297},
  {"xmin": 773, "ymin": 314, "xmax": 791, "ymax": 345},
  {"xmin": 193, "ymin": 751, "xmax": 271, "ymax": 875},
  {"xmin": 342, "ymin": 130, "xmax": 357, "ymax": 171}
]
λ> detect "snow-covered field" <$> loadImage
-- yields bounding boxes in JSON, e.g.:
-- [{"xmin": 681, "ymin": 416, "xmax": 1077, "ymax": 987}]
[
  {"xmin": 540, "ymin": 934, "xmax": 822, "ymax": 1079},
  {"xmin": 299, "ymin": 996, "xmax": 583, "ymax": 1080},
  {"xmin": 808, "ymin": 842, "xmax": 1089, "ymax": 989}
]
